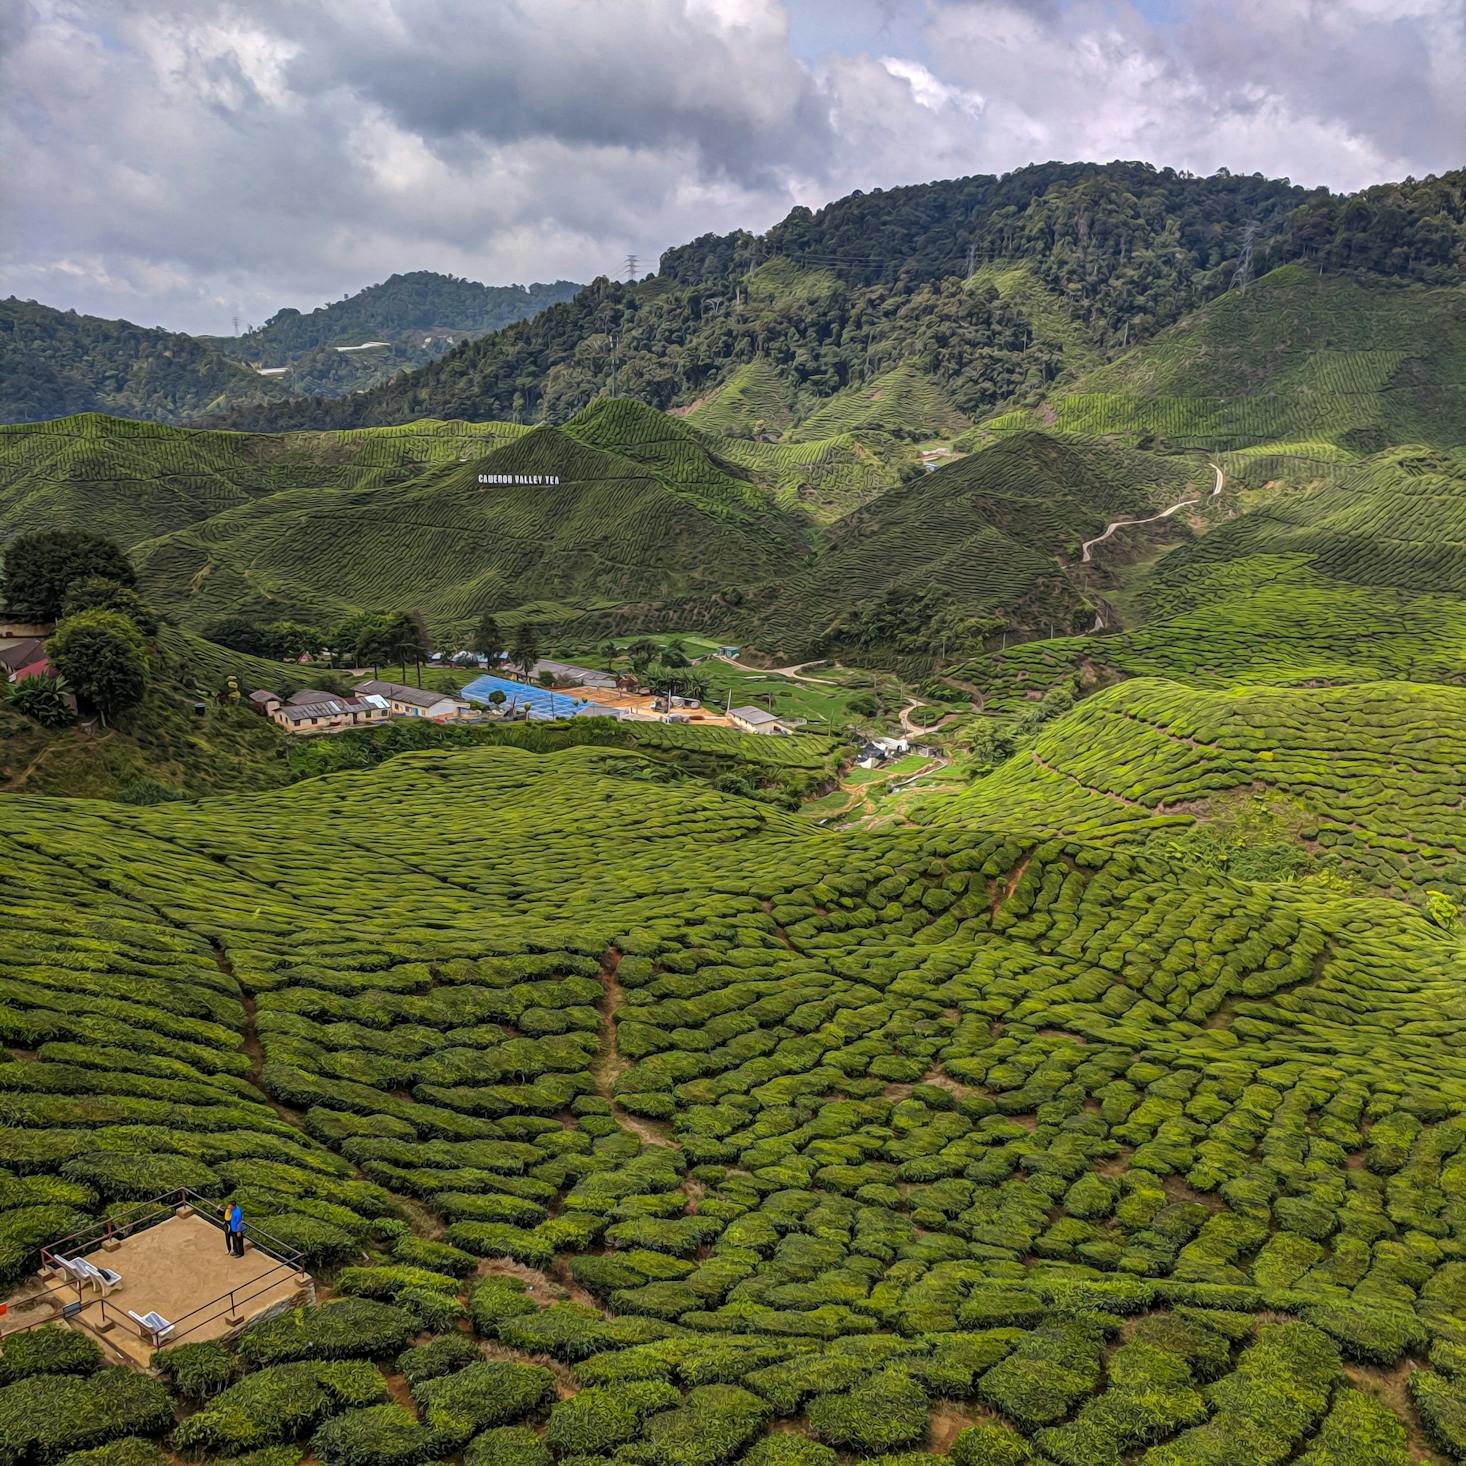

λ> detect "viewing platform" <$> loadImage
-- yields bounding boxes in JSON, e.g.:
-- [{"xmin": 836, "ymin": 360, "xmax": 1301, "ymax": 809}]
[{"xmin": 0, "ymin": 1190, "xmax": 313, "ymax": 1368}]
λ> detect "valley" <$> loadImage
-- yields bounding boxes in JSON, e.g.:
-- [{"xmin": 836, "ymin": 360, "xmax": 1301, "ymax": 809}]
[{"xmin": 1, "ymin": 159, "xmax": 1464, "ymax": 1466}]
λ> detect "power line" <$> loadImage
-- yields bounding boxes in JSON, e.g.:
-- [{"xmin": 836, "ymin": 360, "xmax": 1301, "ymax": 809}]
[
  {"xmin": 624, "ymin": 254, "xmax": 639, "ymax": 282},
  {"xmin": 1231, "ymin": 220, "xmax": 1259, "ymax": 294}
]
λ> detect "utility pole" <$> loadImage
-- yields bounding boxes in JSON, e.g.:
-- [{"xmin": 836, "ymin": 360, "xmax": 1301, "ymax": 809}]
[
  {"xmin": 609, "ymin": 333, "xmax": 618, "ymax": 398},
  {"xmin": 624, "ymin": 254, "xmax": 638, "ymax": 283},
  {"xmin": 1231, "ymin": 220, "xmax": 1259, "ymax": 294}
]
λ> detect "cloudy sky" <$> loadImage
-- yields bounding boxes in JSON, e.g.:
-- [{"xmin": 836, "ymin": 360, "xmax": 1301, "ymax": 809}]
[{"xmin": 2, "ymin": 0, "xmax": 1460, "ymax": 335}]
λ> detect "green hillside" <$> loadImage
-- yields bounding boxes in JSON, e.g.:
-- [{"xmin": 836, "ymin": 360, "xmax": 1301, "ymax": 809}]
[
  {"xmin": 679, "ymin": 360, "xmax": 799, "ymax": 438},
  {"xmin": 752, "ymin": 432, "xmax": 1209, "ymax": 662},
  {"xmin": 930, "ymin": 677, "xmax": 1466, "ymax": 907},
  {"xmin": 0, "ymin": 299, "xmax": 289, "ymax": 425},
  {"xmin": 2, "ymin": 738, "xmax": 1464, "ymax": 1462},
  {"xmin": 984, "ymin": 266, "xmax": 1466, "ymax": 456},
  {"xmin": 0, "ymin": 412, "xmax": 528, "ymax": 547},
  {"xmin": 127, "ymin": 399, "xmax": 810, "ymax": 631},
  {"xmin": 211, "ymin": 166, "xmax": 1463, "ymax": 441},
  {"xmin": 953, "ymin": 446, "xmax": 1466, "ymax": 706},
  {"xmin": 205, "ymin": 272, "xmax": 581, "ymax": 399},
  {"xmin": 787, "ymin": 363, "xmax": 970, "ymax": 444}
]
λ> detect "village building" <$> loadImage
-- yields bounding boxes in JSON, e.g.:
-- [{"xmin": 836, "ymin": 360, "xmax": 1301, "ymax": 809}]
[
  {"xmin": 0, "ymin": 636, "xmax": 48, "ymax": 682},
  {"xmin": 527, "ymin": 659, "xmax": 617, "ymax": 689},
  {"xmin": 270, "ymin": 695, "xmax": 390, "ymax": 735},
  {"xmin": 728, "ymin": 705, "xmax": 792, "ymax": 736},
  {"xmin": 353, "ymin": 680, "xmax": 473, "ymax": 721},
  {"xmin": 247, "ymin": 690, "xmax": 281, "ymax": 715}
]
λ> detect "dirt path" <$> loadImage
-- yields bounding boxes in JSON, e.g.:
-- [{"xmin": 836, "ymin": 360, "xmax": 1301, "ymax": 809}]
[
  {"xmin": 593, "ymin": 950, "xmax": 673, "ymax": 1148},
  {"xmin": 718, "ymin": 655, "xmax": 835, "ymax": 685},
  {"xmin": 1079, "ymin": 462, "xmax": 1224, "ymax": 564}
]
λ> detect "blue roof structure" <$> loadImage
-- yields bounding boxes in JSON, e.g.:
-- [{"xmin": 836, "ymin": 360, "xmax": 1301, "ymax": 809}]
[{"xmin": 460, "ymin": 673, "xmax": 595, "ymax": 720}]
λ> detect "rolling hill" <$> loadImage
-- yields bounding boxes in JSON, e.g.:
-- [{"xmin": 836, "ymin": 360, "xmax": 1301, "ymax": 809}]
[
  {"xmin": 981, "ymin": 265, "xmax": 1466, "ymax": 459},
  {"xmin": 950, "ymin": 445, "xmax": 1466, "ymax": 709},
  {"xmin": 0, "ymin": 403, "xmax": 1217, "ymax": 658},
  {"xmin": 1, "ymin": 274, "xmax": 580, "ymax": 427},
  {"xmin": 2, "ymin": 731, "xmax": 1464, "ymax": 1462},
  {"xmin": 929, "ymin": 676, "xmax": 1466, "ymax": 906},
  {"xmin": 0, "ymin": 299, "xmax": 290, "ymax": 425},
  {"xmin": 751, "ymin": 432, "xmax": 1209, "ymax": 662},
  {"xmin": 208, "ymin": 165, "xmax": 1463, "ymax": 445}
]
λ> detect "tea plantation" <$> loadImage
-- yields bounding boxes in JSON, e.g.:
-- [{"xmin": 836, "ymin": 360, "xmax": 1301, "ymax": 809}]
[{"xmin": 3, "ymin": 741, "xmax": 1464, "ymax": 1463}]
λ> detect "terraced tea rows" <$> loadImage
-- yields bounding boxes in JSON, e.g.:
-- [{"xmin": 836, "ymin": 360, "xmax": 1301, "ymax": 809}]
[
  {"xmin": 2, "ymin": 744, "xmax": 1464, "ymax": 1463},
  {"xmin": 931, "ymin": 678, "xmax": 1466, "ymax": 906},
  {"xmin": 984, "ymin": 267, "xmax": 1466, "ymax": 454}
]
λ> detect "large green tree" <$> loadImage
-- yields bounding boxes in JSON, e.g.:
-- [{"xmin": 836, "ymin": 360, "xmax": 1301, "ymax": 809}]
[
  {"xmin": 510, "ymin": 622, "xmax": 541, "ymax": 681},
  {"xmin": 2, "ymin": 532, "xmax": 137, "ymax": 620},
  {"xmin": 61, "ymin": 576, "xmax": 159, "ymax": 636},
  {"xmin": 471, "ymin": 612, "xmax": 502, "ymax": 665},
  {"xmin": 46, "ymin": 609, "xmax": 149, "ymax": 723}
]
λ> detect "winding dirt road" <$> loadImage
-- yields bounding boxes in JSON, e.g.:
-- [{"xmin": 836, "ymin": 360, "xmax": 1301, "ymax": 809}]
[{"xmin": 1079, "ymin": 462, "xmax": 1224, "ymax": 564}]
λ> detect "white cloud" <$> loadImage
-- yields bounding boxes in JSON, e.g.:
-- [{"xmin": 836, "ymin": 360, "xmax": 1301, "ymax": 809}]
[{"xmin": 1, "ymin": 0, "xmax": 1457, "ymax": 334}]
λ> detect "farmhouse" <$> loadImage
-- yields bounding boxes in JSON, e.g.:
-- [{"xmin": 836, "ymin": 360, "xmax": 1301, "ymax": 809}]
[
  {"xmin": 247, "ymin": 689, "xmax": 281, "ymax": 715},
  {"xmin": 270, "ymin": 695, "xmax": 389, "ymax": 734},
  {"xmin": 728, "ymin": 705, "xmax": 792, "ymax": 736},
  {"xmin": 354, "ymin": 680, "xmax": 473, "ymax": 721}
]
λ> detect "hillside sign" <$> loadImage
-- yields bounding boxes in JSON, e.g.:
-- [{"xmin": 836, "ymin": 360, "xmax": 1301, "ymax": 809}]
[{"xmin": 479, "ymin": 473, "xmax": 561, "ymax": 485}]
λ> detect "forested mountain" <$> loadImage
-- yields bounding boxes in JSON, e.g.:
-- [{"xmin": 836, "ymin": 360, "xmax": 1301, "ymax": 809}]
[
  {"xmin": 0, "ymin": 299, "xmax": 290, "ymax": 424},
  {"xmin": 212, "ymin": 163, "xmax": 1466, "ymax": 434},
  {"xmin": 204, "ymin": 271, "xmax": 581, "ymax": 397},
  {"xmin": 0, "ymin": 274, "xmax": 581, "ymax": 425}
]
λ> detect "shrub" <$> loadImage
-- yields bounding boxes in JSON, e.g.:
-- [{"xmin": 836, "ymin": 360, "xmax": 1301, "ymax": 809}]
[
  {"xmin": 948, "ymin": 1424, "xmax": 1033, "ymax": 1466},
  {"xmin": 464, "ymin": 1427, "xmax": 552, "ymax": 1466},
  {"xmin": 54, "ymin": 1442, "xmax": 166, "ymax": 1466},
  {"xmin": 311, "ymin": 1405, "xmax": 444, "ymax": 1466},
  {"xmin": 395, "ymin": 1335, "xmax": 481, "ymax": 1388},
  {"xmin": 1410, "ymin": 1371, "xmax": 1466, "ymax": 1458},
  {"xmin": 413, "ymin": 1361, "xmax": 556, "ymax": 1445},
  {"xmin": 238, "ymin": 1301, "xmax": 417, "ymax": 1366},
  {"xmin": 391, "ymin": 1236, "xmax": 477, "ymax": 1277},
  {"xmin": 151, "ymin": 1341, "xmax": 235, "ymax": 1402},
  {"xmin": 468, "ymin": 1277, "xmax": 539, "ymax": 1337},
  {"xmin": 7, "ymin": 673, "xmax": 73, "ymax": 728},
  {"xmin": 736, "ymin": 1440, "xmax": 837, "ymax": 1466},
  {"xmin": 0, "ymin": 1368, "xmax": 173, "ymax": 1464},
  {"xmin": 173, "ymin": 1364, "xmax": 331, "ymax": 1456},
  {"xmin": 0, "ymin": 1326, "xmax": 101, "ymax": 1384},
  {"xmin": 1302, "ymin": 1303, "xmax": 1426, "ymax": 1365},
  {"xmin": 806, "ymin": 1371, "xmax": 929, "ymax": 1454},
  {"xmin": 642, "ymin": 1385, "xmax": 772, "ymax": 1466},
  {"xmin": 545, "ymin": 1382, "xmax": 680, "ymax": 1455}
]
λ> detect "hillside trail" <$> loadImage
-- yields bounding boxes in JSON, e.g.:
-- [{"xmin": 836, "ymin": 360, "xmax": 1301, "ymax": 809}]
[
  {"xmin": 1079, "ymin": 462, "xmax": 1224, "ymax": 563},
  {"xmin": 718, "ymin": 655, "xmax": 833, "ymax": 685},
  {"xmin": 900, "ymin": 700, "xmax": 953, "ymax": 734}
]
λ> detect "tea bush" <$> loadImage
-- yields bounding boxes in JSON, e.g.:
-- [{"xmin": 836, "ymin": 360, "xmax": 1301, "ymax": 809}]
[{"xmin": 2, "ymin": 738, "xmax": 1464, "ymax": 1463}]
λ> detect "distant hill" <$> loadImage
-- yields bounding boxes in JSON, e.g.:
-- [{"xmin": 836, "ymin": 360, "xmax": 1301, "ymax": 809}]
[
  {"xmin": 205, "ymin": 271, "xmax": 581, "ymax": 397},
  {"xmin": 118, "ymin": 399, "xmax": 814, "ymax": 633},
  {"xmin": 0, "ymin": 298, "xmax": 290, "ymax": 424},
  {"xmin": 0, "ymin": 402, "xmax": 1201, "ymax": 659},
  {"xmin": 751, "ymin": 432, "xmax": 1208, "ymax": 662},
  {"xmin": 0, "ymin": 273, "xmax": 581, "ymax": 426},
  {"xmin": 210, "ymin": 164, "xmax": 1464, "ymax": 438},
  {"xmin": 981, "ymin": 265, "xmax": 1466, "ymax": 457}
]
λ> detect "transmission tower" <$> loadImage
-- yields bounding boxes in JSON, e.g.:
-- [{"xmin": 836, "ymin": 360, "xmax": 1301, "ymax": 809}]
[
  {"xmin": 624, "ymin": 254, "xmax": 638, "ymax": 282},
  {"xmin": 1231, "ymin": 220, "xmax": 1259, "ymax": 294}
]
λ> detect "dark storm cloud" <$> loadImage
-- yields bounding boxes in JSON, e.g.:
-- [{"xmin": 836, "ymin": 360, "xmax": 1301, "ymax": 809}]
[{"xmin": 1, "ymin": 0, "xmax": 1458, "ymax": 335}]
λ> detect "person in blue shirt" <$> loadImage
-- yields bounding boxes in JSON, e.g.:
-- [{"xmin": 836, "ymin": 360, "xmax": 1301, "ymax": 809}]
[{"xmin": 226, "ymin": 1201, "xmax": 245, "ymax": 1257}]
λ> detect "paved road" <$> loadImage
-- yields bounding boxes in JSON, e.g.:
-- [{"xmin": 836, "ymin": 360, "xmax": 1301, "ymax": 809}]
[{"xmin": 1080, "ymin": 462, "xmax": 1224, "ymax": 564}]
